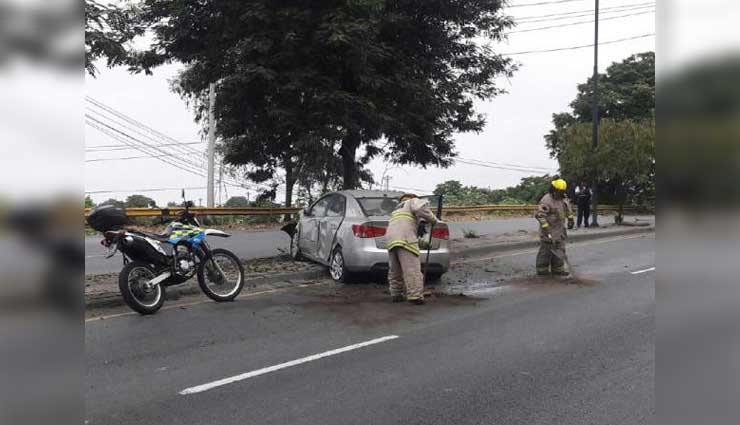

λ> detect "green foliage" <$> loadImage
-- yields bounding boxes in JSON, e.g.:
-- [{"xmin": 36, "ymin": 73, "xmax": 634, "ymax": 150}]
[
  {"xmin": 434, "ymin": 175, "xmax": 553, "ymax": 206},
  {"xmin": 85, "ymin": 0, "xmax": 143, "ymax": 77},
  {"xmin": 546, "ymin": 52, "xmax": 655, "ymax": 158},
  {"xmin": 462, "ymin": 229, "xmax": 480, "ymax": 239},
  {"xmin": 224, "ymin": 196, "xmax": 250, "ymax": 208},
  {"xmin": 85, "ymin": 195, "xmax": 95, "ymax": 208},
  {"xmin": 559, "ymin": 119, "xmax": 655, "ymax": 205},
  {"xmin": 125, "ymin": 194, "xmax": 155, "ymax": 208},
  {"xmin": 133, "ymin": 0, "xmax": 516, "ymax": 190}
]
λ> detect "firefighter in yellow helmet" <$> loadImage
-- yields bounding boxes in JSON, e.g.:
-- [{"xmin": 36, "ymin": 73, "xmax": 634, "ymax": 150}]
[
  {"xmin": 534, "ymin": 179, "xmax": 575, "ymax": 275},
  {"xmin": 386, "ymin": 193, "xmax": 438, "ymax": 305}
]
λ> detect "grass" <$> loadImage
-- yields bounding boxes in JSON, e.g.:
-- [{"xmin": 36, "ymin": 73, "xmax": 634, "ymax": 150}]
[{"xmin": 462, "ymin": 228, "xmax": 480, "ymax": 239}]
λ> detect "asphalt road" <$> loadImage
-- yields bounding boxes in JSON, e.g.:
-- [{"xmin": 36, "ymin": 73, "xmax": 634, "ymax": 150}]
[
  {"xmin": 84, "ymin": 214, "xmax": 648, "ymax": 275},
  {"xmin": 86, "ymin": 233, "xmax": 655, "ymax": 425}
]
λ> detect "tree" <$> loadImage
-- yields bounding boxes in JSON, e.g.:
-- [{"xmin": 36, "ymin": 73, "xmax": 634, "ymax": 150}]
[
  {"xmin": 85, "ymin": 195, "xmax": 95, "ymax": 208},
  {"xmin": 100, "ymin": 198, "xmax": 125, "ymax": 209},
  {"xmin": 125, "ymin": 194, "xmax": 155, "ymax": 208},
  {"xmin": 433, "ymin": 175, "xmax": 554, "ymax": 206},
  {"xmin": 132, "ymin": 0, "xmax": 515, "ymax": 190},
  {"xmin": 558, "ymin": 119, "xmax": 655, "ymax": 206},
  {"xmin": 224, "ymin": 196, "xmax": 250, "ymax": 208},
  {"xmin": 85, "ymin": 0, "xmax": 143, "ymax": 77},
  {"xmin": 546, "ymin": 52, "xmax": 654, "ymax": 159}
]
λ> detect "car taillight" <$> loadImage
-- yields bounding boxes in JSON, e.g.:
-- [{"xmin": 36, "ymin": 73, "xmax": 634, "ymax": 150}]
[
  {"xmin": 431, "ymin": 226, "xmax": 449, "ymax": 240},
  {"xmin": 352, "ymin": 224, "xmax": 386, "ymax": 238}
]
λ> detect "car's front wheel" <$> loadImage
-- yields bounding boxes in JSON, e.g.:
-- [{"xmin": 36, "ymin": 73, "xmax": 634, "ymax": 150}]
[{"xmin": 329, "ymin": 247, "xmax": 352, "ymax": 283}]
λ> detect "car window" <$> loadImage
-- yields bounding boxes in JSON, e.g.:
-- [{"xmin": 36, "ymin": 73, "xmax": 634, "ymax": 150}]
[
  {"xmin": 309, "ymin": 197, "xmax": 330, "ymax": 217},
  {"xmin": 326, "ymin": 195, "xmax": 346, "ymax": 217},
  {"xmin": 357, "ymin": 197, "xmax": 400, "ymax": 217}
]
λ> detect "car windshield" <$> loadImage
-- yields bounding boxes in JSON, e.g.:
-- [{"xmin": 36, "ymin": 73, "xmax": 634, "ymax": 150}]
[{"xmin": 357, "ymin": 197, "xmax": 400, "ymax": 217}]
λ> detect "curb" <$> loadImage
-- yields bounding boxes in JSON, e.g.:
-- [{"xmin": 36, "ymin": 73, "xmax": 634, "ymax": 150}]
[
  {"xmin": 450, "ymin": 226, "xmax": 654, "ymax": 261},
  {"xmin": 85, "ymin": 267, "xmax": 329, "ymax": 310},
  {"xmin": 85, "ymin": 226, "xmax": 654, "ymax": 310}
]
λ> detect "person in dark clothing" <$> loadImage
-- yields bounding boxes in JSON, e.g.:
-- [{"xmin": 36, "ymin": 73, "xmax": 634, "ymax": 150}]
[{"xmin": 574, "ymin": 182, "xmax": 592, "ymax": 228}]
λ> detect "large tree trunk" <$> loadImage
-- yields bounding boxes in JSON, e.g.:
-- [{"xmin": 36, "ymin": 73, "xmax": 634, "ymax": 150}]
[
  {"xmin": 339, "ymin": 131, "xmax": 360, "ymax": 189},
  {"xmin": 283, "ymin": 157, "xmax": 295, "ymax": 222}
]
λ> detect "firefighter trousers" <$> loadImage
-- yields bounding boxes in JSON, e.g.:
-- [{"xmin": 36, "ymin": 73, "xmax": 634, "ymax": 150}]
[{"xmin": 388, "ymin": 247, "xmax": 424, "ymax": 300}]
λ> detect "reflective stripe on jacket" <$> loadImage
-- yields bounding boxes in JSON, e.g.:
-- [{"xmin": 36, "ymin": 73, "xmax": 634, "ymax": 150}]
[{"xmin": 385, "ymin": 198, "xmax": 437, "ymax": 256}]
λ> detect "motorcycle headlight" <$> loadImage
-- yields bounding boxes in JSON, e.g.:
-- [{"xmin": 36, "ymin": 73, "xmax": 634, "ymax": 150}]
[{"xmin": 123, "ymin": 236, "xmax": 134, "ymax": 245}]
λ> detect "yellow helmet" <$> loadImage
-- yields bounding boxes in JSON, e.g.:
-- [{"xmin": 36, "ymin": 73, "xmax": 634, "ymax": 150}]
[{"xmin": 551, "ymin": 179, "xmax": 567, "ymax": 191}]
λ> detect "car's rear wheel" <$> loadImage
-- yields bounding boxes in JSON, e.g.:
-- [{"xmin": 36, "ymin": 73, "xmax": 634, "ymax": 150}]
[{"xmin": 329, "ymin": 247, "xmax": 352, "ymax": 283}]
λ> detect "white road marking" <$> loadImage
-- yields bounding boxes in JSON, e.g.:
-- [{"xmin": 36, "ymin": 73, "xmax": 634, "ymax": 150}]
[
  {"xmin": 179, "ymin": 335, "xmax": 400, "ymax": 395},
  {"xmin": 631, "ymin": 267, "xmax": 655, "ymax": 275}
]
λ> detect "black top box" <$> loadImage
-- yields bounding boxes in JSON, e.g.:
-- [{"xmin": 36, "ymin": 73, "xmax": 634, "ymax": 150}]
[{"xmin": 87, "ymin": 204, "xmax": 128, "ymax": 232}]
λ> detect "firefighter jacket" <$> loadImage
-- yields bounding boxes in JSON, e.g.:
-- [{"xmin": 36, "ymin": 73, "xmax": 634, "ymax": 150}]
[
  {"xmin": 386, "ymin": 198, "xmax": 437, "ymax": 256},
  {"xmin": 534, "ymin": 193, "xmax": 575, "ymax": 242}
]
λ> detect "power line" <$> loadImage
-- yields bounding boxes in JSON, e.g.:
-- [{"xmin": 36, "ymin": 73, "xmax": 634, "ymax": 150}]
[
  {"xmin": 86, "ymin": 186, "xmax": 208, "ymax": 195},
  {"xmin": 502, "ymin": 33, "xmax": 655, "ymax": 55},
  {"xmin": 86, "ymin": 97, "xmax": 274, "ymax": 193},
  {"xmin": 85, "ymin": 116, "xmax": 209, "ymax": 179},
  {"xmin": 455, "ymin": 158, "xmax": 555, "ymax": 174},
  {"xmin": 509, "ymin": 9, "xmax": 654, "ymax": 34},
  {"xmin": 508, "ymin": 0, "xmax": 587, "ymax": 8},
  {"xmin": 515, "ymin": 2, "xmax": 653, "ymax": 23},
  {"xmin": 456, "ymin": 157, "xmax": 554, "ymax": 172},
  {"xmin": 85, "ymin": 107, "xmax": 208, "ymax": 172},
  {"xmin": 86, "ymin": 142, "xmax": 204, "ymax": 152},
  {"xmin": 85, "ymin": 96, "xmax": 204, "ymax": 158},
  {"xmin": 86, "ymin": 113, "xmax": 208, "ymax": 174},
  {"xmin": 85, "ymin": 153, "xmax": 198, "ymax": 162}
]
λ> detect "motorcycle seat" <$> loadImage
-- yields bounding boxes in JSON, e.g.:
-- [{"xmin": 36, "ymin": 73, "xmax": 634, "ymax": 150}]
[{"xmin": 131, "ymin": 230, "xmax": 172, "ymax": 242}]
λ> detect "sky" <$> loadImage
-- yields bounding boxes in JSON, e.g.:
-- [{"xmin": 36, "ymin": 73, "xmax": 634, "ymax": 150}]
[{"xmin": 84, "ymin": 0, "xmax": 657, "ymax": 206}]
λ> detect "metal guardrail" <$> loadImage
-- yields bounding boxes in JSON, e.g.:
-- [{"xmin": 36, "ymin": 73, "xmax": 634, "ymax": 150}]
[{"xmin": 84, "ymin": 204, "xmax": 645, "ymax": 218}]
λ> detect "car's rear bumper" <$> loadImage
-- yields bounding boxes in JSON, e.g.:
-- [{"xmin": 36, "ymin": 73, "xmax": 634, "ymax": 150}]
[{"xmin": 342, "ymin": 241, "xmax": 451, "ymax": 274}]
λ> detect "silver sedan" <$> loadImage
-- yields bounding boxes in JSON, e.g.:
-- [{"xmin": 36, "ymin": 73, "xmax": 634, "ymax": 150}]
[{"xmin": 286, "ymin": 190, "xmax": 450, "ymax": 282}]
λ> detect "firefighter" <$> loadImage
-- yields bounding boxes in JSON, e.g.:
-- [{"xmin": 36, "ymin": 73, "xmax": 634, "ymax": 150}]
[
  {"xmin": 534, "ymin": 179, "xmax": 575, "ymax": 276},
  {"xmin": 386, "ymin": 193, "xmax": 438, "ymax": 305}
]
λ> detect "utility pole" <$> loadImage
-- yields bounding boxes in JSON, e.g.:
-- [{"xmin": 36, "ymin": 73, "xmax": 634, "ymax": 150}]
[
  {"xmin": 590, "ymin": 0, "xmax": 600, "ymax": 227},
  {"xmin": 383, "ymin": 176, "xmax": 392, "ymax": 192},
  {"xmin": 207, "ymin": 83, "xmax": 216, "ymax": 208}
]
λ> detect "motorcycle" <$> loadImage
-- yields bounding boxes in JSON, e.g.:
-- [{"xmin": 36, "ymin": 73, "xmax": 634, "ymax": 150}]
[{"xmin": 89, "ymin": 201, "xmax": 245, "ymax": 315}]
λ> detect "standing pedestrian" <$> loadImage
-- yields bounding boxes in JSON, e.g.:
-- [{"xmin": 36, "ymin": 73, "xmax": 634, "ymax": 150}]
[
  {"xmin": 574, "ymin": 182, "xmax": 592, "ymax": 228},
  {"xmin": 386, "ymin": 193, "xmax": 438, "ymax": 305},
  {"xmin": 535, "ymin": 179, "xmax": 575, "ymax": 276}
]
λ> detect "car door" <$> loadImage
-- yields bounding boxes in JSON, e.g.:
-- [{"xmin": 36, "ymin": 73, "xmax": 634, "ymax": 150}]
[
  {"xmin": 317, "ymin": 194, "xmax": 346, "ymax": 262},
  {"xmin": 299, "ymin": 196, "xmax": 330, "ymax": 258}
]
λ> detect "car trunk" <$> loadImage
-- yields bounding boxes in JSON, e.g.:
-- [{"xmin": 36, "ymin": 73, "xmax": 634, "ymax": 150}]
[{"xmin": 362, "ymin": 217, "xmax": 447, "ymax": 250}]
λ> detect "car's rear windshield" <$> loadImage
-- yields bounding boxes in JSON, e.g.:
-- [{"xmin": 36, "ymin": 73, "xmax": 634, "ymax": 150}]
[{"xmin": 357, "ymin": 197, "xmax": 400, "ymax": 217}]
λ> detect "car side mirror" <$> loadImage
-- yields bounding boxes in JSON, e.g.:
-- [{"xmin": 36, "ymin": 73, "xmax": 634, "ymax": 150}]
[{"xmin": 303, "ymin": 207, "xmax": 311, "ymax": 216}]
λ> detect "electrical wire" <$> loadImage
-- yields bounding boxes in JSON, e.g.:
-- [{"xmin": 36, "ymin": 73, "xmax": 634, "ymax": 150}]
[
  {"xmin": 502, "ymin": 33, "xmax": 655, "ymax": 55},
  {"xmin": 85, "ymin": 98, "xmax": 274, "ymax": 193},
  {"xmin": 509, "ymin": 9, "xmax": 654, "ymax": 34},
  {"xmin": 86, "ymin": 96, "xmax": 204, "ymax": 158},
  {"xmin": 455, "ymin": 158, "xmax": 556, "ymax": 174},
  {"xmin": 86, "ymin": 141, "xmax": 204, "ymax": 152},
  {"xmin": 508, "ymin": 0, "xmax": 588, "ymax": 8},
  {"xmin": 456, "ymin": 157, "xmax": 554, "ymax": 172},
  {"xmin": 514, "ymin": 2, "xmax": 654, "ymax": 22}
]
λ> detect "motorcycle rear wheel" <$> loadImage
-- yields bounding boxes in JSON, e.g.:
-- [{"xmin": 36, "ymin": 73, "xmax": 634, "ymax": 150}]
[{"xmin": 118, "ymin": 261, "xmax": 166, "ymax": 315}]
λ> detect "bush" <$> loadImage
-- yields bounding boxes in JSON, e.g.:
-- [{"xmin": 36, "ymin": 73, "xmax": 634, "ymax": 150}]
[{"xmin": 462, "ymin": 228, "xmax": 480, "ymax": 238}]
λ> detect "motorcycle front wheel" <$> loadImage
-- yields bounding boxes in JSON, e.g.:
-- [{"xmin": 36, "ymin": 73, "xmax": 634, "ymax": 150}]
[
  {"xmin": 118, "ymin": 261, "xmax": 166, "ymax": 315},
  {"xmin": 197, "ymin": 248, "xmax": 244, "ymax": 302}
]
